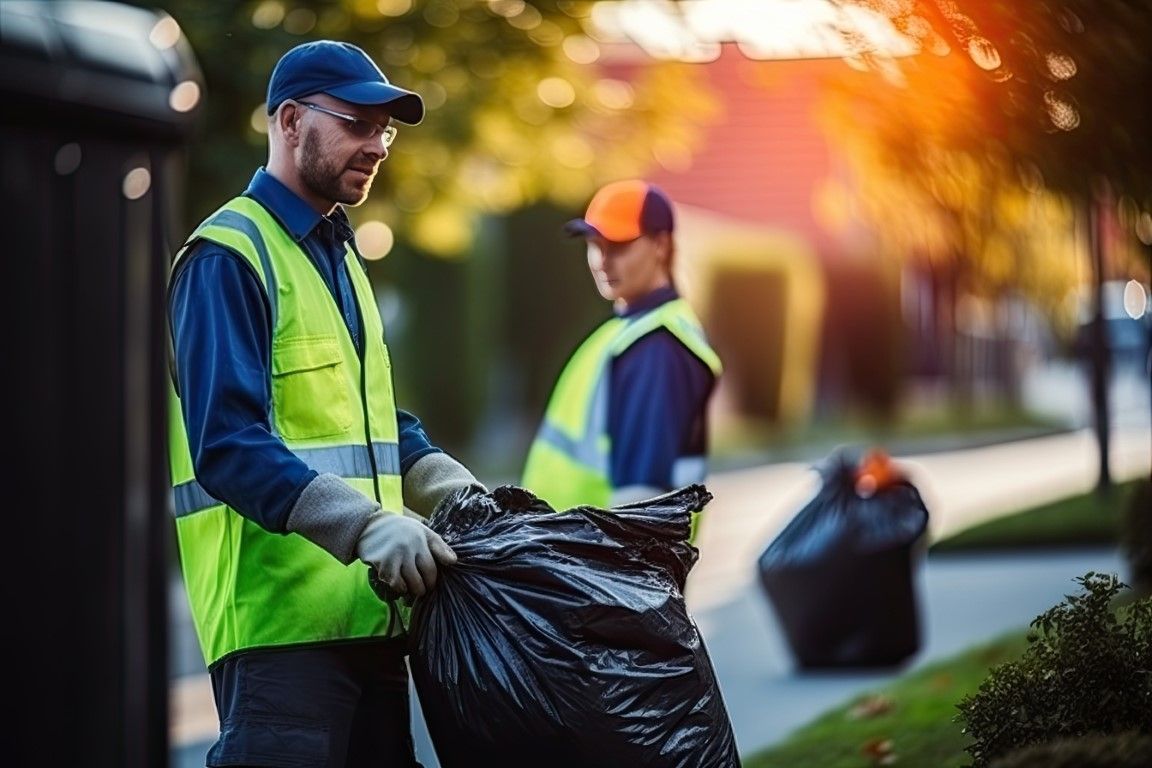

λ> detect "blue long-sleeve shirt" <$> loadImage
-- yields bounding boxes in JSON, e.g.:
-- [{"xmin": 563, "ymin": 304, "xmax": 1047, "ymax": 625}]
[
  {"xmin": 168, "ymin": 168, "xmax": 440, "ymax": 533},
  {"xmin": 606, "ymin": 286, "xmax": 717, "ymax": 492}
]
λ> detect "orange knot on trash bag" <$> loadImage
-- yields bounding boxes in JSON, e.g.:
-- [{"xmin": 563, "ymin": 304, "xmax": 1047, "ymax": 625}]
[{"xmin": 854, "ymin": 448, "xmax": 901, "ymax": 498}]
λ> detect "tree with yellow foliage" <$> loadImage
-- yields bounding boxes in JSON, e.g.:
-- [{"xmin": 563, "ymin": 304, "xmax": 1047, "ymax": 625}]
[
  {"xmin": 825, "ymin": 0, "xmax": 1152, "ymax": 487},
  {"xmin": 159, "ymin": 0, "xmax": 716, "ymax": 258}
]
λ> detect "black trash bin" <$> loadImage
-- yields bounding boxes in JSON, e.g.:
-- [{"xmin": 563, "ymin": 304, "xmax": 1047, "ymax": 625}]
[
  {"xmin": 757, "ymin": 448, "xmax": 929, "ymax": 669},
  {"xmin": 2, "ymin": 2, "xmax": 202, "ymax": 766}
]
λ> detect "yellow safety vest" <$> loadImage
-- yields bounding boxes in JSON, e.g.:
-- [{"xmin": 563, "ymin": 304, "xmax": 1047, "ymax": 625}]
[
  {"xmin": 522, "ymin": 298, "xmax": 721, "ymax": 537},
  {"xmin": 167, "ymin": 196, "xmax": 405, "ymax": 667}
]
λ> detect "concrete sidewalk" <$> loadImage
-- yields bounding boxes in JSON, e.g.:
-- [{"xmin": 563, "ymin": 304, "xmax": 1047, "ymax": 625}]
[{"xmin": 170, "ymin": 424, "xmax": 1150, "ymax": 767}]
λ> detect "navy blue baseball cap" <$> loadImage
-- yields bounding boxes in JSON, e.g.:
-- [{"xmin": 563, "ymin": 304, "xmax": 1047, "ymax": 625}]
[{"xmin": 266, "ymin": 40, "xmax": 424, "ymax": 125}]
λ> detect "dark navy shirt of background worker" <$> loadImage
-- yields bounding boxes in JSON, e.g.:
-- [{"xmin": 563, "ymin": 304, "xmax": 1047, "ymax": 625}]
[
  {"xmin": 608, "ymin": 284, "xmax": 716, "ymax": 491},
  {"xmin": 169, "ymin": 167, "xmax": 442, "ymax": 531}
]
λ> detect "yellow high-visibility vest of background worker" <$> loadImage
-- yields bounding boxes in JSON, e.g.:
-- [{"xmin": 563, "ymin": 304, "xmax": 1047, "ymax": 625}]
[{"xmin": 522, "ymin": 179, "xmax": 722, "ymax": 542}]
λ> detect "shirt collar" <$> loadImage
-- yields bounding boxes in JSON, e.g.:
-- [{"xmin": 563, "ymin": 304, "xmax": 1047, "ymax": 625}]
[
  {"xmin": 245, "ymin": 168, "xmax": 353, "ymax": 245},
  {"xmin": 616, "ymin": 285, "xmax": 679, "ymax": 318}
]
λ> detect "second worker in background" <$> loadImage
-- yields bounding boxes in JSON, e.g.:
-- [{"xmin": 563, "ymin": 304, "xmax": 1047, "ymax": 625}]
[{"xmin": 522, "ymin": 180, "xmax": 723, "ymax": 536}]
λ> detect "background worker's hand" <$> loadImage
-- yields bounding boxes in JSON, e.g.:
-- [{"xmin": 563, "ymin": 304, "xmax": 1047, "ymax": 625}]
[{"xmin": 356, "ymin": 513, "xmax": 457, "ymax": 599}]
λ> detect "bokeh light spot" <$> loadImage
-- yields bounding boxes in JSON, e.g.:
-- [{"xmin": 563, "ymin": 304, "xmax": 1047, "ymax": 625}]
[
  {"xmin": 1044, "ymin": 91, "xmax": 1080, "ymax": 131},
  {"xmin": 251, "ymin": 105, "xmax": 270, "ymax": 134},
  {"xmin": 149, "ymin": 16, "xmax": 181, "ymax": 49},
  {"xmin": 424, "ymin": 1, "xmax": 458, "ymax": 28},
  {"xmin": 537, "ymin": 77, "xmax": 576, "ymax": 108},
  {"xmin": 1046, "ymin": 53, "xmax": 1077, "ymax": 80},
  {"xmin": 251, "ymin": 1, "xmax": 284, "ymax": 29},
  {"xmin": 552, "ymin": 135, "xmax": 594, "ymax": 169},
  {"xmin": 562, "ymin": 34, "xmax": 600, "ymax": 64},
  {"xmin": 169, "ymin": 81, "xmax": 201, "ymax": 113},
  {"xmin": 283, "ymin": 7, "xmax": 316, "ymax": 34},
  {"xmin": 54, "ymin": 143, "xmax": 82, "ymax": 176},
  {"xmin": 967, "ymin": 37, "xmax": 1001, "ymax": 70},
  {"xmin": 1122, "ymin": 280, "xmax": 1148, "ymax": 319},
  {"xmin": 355, "ymin": 220, "xmax": 395, "ymax": 261},
  {"xmin": 122, "ymin": 167, "xmax": 152, "ymax": 200},
  {"xmin": 592, "ymin": 78, "xmax": 634, "ymax": 110},
  {"xmin": 1137, "ymin": 213, "xmax": 1152, "ymax": 246},
  {"xmin": 488, "ymin": 0, "xmax": 526, "ymax": 18},
  {"xmin": 376, "ymin": 0, "xmax": 412, "ymax": 17}
]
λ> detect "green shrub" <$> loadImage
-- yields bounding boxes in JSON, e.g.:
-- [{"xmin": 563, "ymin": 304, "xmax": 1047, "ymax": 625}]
[
  {"xmin": 986, "ymin": 731, "xmax": 1152, "ymax": 768},
  {"xmin": 1122, "ymin": 478, "xmax": 1152, "ymax": 595},
  {"xmin": 955, "ymin": 572, "xmax": 1152, "ymax": 767}
]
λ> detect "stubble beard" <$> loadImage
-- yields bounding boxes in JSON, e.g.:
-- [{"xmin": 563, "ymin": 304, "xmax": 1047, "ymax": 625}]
[{"xmin": 299, "ymin": 129, "xmax": 373, "ymax": 207}]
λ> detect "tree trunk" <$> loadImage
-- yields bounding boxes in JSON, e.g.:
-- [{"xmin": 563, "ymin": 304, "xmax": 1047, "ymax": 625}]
[{"xmin": 1086, "ymin": 197, "xmax": 1112, "ymax": 494}]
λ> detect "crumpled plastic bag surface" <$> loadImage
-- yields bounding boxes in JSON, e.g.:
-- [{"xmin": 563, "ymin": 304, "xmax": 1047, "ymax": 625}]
[
  {"xmin": 757, "ymin": 448, "xmax": 930, "ymax": 669},
  {"xmin": 408, "ymin": 483, "xmax": 741, "ymax": 768}
]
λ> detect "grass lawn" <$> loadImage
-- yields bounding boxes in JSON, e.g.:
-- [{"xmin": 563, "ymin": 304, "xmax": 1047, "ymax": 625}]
[
  {"xmin": 929, "ymin": 478, "xmax": 1142, "ymax": 553},
  {"xmin": 741, "ymin": 631, "xmax": 1031, "ymax": 768}
]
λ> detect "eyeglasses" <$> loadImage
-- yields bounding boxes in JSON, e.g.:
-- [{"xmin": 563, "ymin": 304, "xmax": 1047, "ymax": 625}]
[{"xmin": 296, "ymin": 101, "xmax": 397, "ymax": 147}]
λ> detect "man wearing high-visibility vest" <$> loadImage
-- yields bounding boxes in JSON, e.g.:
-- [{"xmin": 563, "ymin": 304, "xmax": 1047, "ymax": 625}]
[
  {"xmin": 522, "ymin": 180, "xmax": 722, "ymax": 541},
  {"xmin": 167, "ymin": 40, "xmax": 484, "ymax": 768}
]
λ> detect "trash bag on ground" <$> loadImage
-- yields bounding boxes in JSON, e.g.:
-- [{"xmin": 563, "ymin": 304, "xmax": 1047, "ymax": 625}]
[
  {"xmin": 757, "ymin": 447, "xmax": 929, "ymax": 669},
  {"xmin": 407, "ymin": 483, "xmax": 741, "ymax": 768}
]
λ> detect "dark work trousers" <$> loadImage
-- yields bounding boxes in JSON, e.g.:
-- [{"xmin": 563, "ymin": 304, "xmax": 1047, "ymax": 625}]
[{"xmin": 205, "ymin": 637, "xmax": 422, "ymax": 768}]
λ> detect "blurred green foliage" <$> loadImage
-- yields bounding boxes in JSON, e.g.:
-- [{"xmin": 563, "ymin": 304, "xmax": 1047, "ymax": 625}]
[
  {"xmin": 956, "ymin": 572, "xmax": 1152, "ymax": 767},
  {"xmin": 987, "ymin": 731, "xmax": 1152, "ymax": 768},
  {"xmin": 146, "ymin": 0, "xmax": 716, "ymax": 257}
]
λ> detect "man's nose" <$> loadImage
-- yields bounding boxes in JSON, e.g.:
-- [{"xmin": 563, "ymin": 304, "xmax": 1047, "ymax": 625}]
[{"xmin": 363, "ymin": 138, "xmax": 387, "ymax": 160}]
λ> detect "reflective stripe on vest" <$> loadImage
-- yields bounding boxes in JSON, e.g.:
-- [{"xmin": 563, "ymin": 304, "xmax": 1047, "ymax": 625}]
[
  {"xmin": 192, "ymin": 208, "xmax": 281, "ymax": 331},
  {"xmin": 172, "ymin": 441, "xmax": 402, "ymax": 517},
  {"xmin": 167, "ymin": 196, "xmax": 405, "ymax": 667},
  {"xmin": 522, "ymin": 298, "xmax": 721, "ymax": 514}
]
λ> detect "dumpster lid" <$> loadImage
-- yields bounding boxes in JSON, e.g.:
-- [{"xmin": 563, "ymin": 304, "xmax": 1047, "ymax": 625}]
[{"xmin": 0, "ymin": 0, "xmax": 203, "ymax": 135}]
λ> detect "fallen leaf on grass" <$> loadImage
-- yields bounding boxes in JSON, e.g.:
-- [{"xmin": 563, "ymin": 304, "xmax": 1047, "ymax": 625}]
[{"xmin": 848, "ymin": 693, "xmax": 895, "ymax": 720}]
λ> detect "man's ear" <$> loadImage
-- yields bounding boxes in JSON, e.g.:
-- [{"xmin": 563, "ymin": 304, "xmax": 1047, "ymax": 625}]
[
  {"xmin": 276, "ymin": 102, "xmax": 301, "ymax": 144},
  {"xmin": 655, "ymin": 231, "xmax": 674, "ymax": 265}
]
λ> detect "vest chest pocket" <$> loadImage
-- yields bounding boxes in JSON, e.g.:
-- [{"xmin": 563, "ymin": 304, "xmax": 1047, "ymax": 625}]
[{"xmin": 271, "ymin": 337, "xmax": 353, "ymax": 439}]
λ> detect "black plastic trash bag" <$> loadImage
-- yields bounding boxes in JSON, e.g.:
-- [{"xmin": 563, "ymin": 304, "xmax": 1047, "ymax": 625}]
[
  {"xmin": 407, "ymin": 483, "xmax": 741, "ymax": 768},
  {"xmin": 757, "ymin": 448, "xmax": 930, "ymax": 669}
]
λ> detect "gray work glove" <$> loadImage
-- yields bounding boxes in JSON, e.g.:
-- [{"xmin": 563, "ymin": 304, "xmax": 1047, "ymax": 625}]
[
  {"xmin": 356, "ymin": 512, "xmax": 457, "ymax": 599},
  {"xmin": 286, "ymin": 473, "xmax": 380, "ymax": 564},
  {"xmin": 403, "ymin": 451, "xmax": 487, "ymax": 519}
]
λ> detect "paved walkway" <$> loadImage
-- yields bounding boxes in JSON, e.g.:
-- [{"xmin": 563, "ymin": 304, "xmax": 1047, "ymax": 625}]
[{"xmin": 170, "ymin": 423, "xmax": 1150, "ymax": 767}]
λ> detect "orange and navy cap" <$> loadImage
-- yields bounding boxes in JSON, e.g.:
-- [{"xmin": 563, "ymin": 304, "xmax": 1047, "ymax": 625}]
[{"xmin": 563, "ymin": 180, "xmax": 674, "ymax": 243}]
